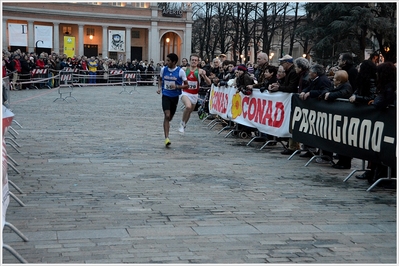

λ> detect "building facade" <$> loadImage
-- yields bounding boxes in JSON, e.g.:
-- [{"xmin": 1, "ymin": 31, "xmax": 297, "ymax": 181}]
[{"xmin": 2, "ymin": 2, "xmax": 193, "ymax": 63}]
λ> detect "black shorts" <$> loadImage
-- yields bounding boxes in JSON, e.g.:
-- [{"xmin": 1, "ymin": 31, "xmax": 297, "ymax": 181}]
[{"xmin": 162, "ymin": 95, "xmax": 179, "ymax": 117}]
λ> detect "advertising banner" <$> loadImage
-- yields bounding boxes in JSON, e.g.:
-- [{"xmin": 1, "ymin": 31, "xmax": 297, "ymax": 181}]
[
  {"xmin": 108, "ymin": 30, "xmax": 125, "ymax": 52},
  {"xmin": 8, "ymin": 23, "xmax": 28, "ymax": 46},
  {"xmin": 209, "ymin": 85, "xmax": 292, "ymax": 137},
  {"xmin": 291, "ymin": 94, "xmax": 396, "ymax": 168},
  {"xmin": 63, "ymin": 36, "xmax": 75, "ymax": 58},
  {"xmin": 34, "ymin": 25, "xmax": 53, "ymax": 48},
  {"xmin": 208, "ymin": 85, "xmax": 234, "ymax": 120}
]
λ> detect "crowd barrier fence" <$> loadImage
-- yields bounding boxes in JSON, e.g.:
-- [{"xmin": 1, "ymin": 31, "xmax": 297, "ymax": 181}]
[
  {"xmin": 208, "ymin": 85, "xmax": 396, "ymax": 192},
  {"xmin": 9, "ymin": 68, "xmax": 159, "ymax": 91}
]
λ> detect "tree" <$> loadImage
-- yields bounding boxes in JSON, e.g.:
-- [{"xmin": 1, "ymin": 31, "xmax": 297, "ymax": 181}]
[
  {"xmin": 297, "ymin": 3, "xmax": 397, "ymax": 65},
  {"xmin": 371, "ymin": 3, "xmax": 397, "ymax": 63}
]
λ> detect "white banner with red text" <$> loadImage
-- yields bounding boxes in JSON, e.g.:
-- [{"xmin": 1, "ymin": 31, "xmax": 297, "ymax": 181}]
[{"xmin": 209, "ymin": 85, "xmax": 292, "ymax": 138}]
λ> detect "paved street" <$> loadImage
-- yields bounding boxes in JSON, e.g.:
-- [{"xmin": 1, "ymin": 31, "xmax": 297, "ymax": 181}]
[{"xmin": 2, "ymin": 84, "xmax": 396, "ymax": 264}]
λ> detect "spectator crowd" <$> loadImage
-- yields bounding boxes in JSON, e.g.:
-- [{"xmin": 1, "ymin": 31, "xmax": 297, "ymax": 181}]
[{"xmin": 2, "ymin": 48, "xmax": 396, "ymax": 186}]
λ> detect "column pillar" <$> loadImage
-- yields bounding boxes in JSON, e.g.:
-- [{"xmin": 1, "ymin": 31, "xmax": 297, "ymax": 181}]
[
  {"xmin": 125, "ymin": 27, "xmax": 131, "ymax": 61},
  {"xmin": 102, "ymin": 26, "xmax": 107, "ymax": 58},
  {"xmin": 53, "ymin": 22, "xmax": 59, "ymax": 55},
  {"xmin": 3, "ymin": 20, "xmax": 8, "ymax": 51},
  {"xmin": 184, "ymin": 23, "xmax": 192, "ymax": 59},
  {"xmin": 149, "ymin": 21, "xmax": 159, "ymax": 62},
  {"xmin": 28, "ymin": 20, "xmax": 35, "ymax": 53},
  {"xmin": 78, "ymin": 24, "xmax": 84, "ymax": 57}
]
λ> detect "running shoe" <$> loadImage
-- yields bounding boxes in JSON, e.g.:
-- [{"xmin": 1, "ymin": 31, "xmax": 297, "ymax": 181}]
[
  {"xmin": 165, "ymin": 138, "xmax": 171, "ymax": 146},
  {"xmin": 178, "ymin": 121, "xmax": 185, "ymax": 133}
]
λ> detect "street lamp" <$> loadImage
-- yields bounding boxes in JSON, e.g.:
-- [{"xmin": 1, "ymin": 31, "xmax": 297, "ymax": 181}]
[
  {"xmin": 35, "ymin": 40, "xmax": 43, "ymax": 54},
  {"xmin": 165, "ymin": 37, "xmax": 170, "ymax": 56}
]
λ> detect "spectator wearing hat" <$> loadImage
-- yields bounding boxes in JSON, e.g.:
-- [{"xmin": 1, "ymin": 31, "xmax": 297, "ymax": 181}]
[
  {"xmin": 235, "ymin": 64, "xmax": 254, "ymax": 95},
  {"xmin": 269, "ymin": 55, "xmax": 299, "ymax": 93},
  {"xmin": 269, "ymin": 54, "xmax": 300, "ymax": 155},
  {"xmin": 219, "ymin": 54, "xmax": 227, "ymax": 63}
]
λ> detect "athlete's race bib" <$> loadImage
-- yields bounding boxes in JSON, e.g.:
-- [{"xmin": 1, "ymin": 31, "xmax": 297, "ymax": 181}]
[
  {"xmin": 187, "ymin": 81, "xmax": 198, "ymax": 90},
  {"xmin": 164, "ymin": 80, "xmax": 175, "ymax": 90}
]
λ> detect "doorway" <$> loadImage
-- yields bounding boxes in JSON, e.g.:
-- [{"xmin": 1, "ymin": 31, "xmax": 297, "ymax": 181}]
[
  {"xmin": 84, "ymin": 44, "xmax": 98, "ymax": 57},
  {"xmin": 131, "ymin": 46, "xmax": 142, "ymax": 61}
]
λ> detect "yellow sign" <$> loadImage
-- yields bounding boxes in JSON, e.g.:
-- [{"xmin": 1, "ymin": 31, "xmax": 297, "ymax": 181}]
[{"xmin": 63, "ymin": 36, "xmax": 75, "ymax": 58}]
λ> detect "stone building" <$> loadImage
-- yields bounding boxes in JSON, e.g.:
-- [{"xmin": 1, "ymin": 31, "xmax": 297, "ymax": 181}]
[{"xmin": 2, "ymin": 2, "xmax": 193, "ymax": 63}]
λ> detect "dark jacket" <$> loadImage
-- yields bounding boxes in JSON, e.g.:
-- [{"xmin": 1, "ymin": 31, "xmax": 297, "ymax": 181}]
[
  {"xmin": 321, "ymin": 81, "xmax": 352, "ymax": 101},
  {"xmin": 253, "ymin": 63, "xmax": 269, "ymax": 88},
  {"xmin": 278, "ymin": 64, "xmax": 299, "ymax": 93},
  {"xmin": 259, "ymin": 75, "xmax": 277, "ymax": 92},
  {"xmin": 19, "ymin": 58, "xmax": 31, "ymax": 74},
  {"xmin": 372, "ymin": 82, "xmax": 396, "ymax": 110},
  {"xmin": 341, "ymin": 63, "xmax": 358, "ymax": 91},
  {"xmin": 302, "ymin": 74, "xmax": 332, "ymax": 98},
  {"xmin": 236, "ymin": 72, "xmax": 254, "ymax": 95},
  {"xmin": 297, "ymin": 70, "xmax": 310, "ymax": 93}
]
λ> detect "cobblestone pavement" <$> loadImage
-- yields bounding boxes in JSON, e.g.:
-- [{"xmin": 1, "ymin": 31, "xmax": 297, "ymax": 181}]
[{"xmin": 2, "ymin": 85, "xmax": 396, "ymax": 264}]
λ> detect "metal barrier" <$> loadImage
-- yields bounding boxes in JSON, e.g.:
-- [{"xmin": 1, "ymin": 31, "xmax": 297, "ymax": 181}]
[
  {"xmin": 108, "ymin": 69, "xmax": 124, "ymax": 85},
  {"xmin": 54, "ymin": 70, "xmax": 77, "ymax": 103},
  {"xmin": 136, "ymin": 70, "xmax": 158, "ymax": 86},
  {"xmin": 120, "ymin": 70, "xmax": 138, "ymax": 94},
  {"xmin": 8, "ymin": 68, "xmax": 159, "ymax": 92},
  {"xmin": 31, "ymin": 69, "xmax": 51, "ymax": 89}
]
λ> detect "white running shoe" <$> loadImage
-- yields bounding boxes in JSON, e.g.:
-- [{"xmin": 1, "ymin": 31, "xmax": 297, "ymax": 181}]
[{"xmin": 178, "ymin": 121, "xmax": 185, "ymax": 133}]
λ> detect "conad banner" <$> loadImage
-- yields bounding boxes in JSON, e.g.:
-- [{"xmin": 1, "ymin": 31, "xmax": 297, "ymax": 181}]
[
  {"xmin": 209, "ymin": 85, "xmax": 292, "ymax": 138},
  {"xmin": 2, "ymin": 106, "xmax": 14, "ymax": 230},
  {"xmin": 291, "ymin": 94, "xmax": 396, "ymax": 168},
  {"xmin": 64, "ymin": 36, "xmax": 75, "ymax": 58}
]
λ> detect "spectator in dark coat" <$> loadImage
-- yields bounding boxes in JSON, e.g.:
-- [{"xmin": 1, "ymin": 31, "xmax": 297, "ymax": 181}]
[
  {"xmin": 293, "ymin": 57, "xmax": 311, "ymax": 93},
  {"xmin": 269, "ymin": 55, "xmax": 300, "ymax": 93},
  {"xmin": 298, "ymin": 64, "xmax": 333, "ymax": 158},
  {"xmin": 300, "ymin": 64, "xmax": 332, "ymax": 100},
  {"xmin": 319, "ymin": 70, "xmax": 353, "ymax": 169},
  {"xmin": 19, "ymin": 54, "xmax": 31, "ymax": 90},
  {"xmin": 371, "ymin": 62, "xmax": 396, "ymax": 110},
  {"xmin": 320, "ymin": 70, "xmax": 352, "ymax": 101},
  {"xmin": 349, "ymin": 60, "xmax": 377, "ymax": 104},
  {"xmin": 269, "ymin": 55, "xmax": 300, "ymax": 155},
  {"xmin": 235, "ymin": 64, "xmax": 254, "ymax": 95}
]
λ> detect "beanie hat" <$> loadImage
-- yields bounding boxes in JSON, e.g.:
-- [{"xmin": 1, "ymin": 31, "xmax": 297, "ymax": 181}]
[{"xmin": 237, "ymin": 64, "xmax": 247, "ymax": 72}]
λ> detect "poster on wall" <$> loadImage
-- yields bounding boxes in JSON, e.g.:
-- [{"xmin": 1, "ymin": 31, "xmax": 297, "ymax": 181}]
[
  {"xmin": 64, "ymin": 36, "xmax": 75, "ymax": 58},
  {"xmin": 8, "ymin": 23, "xmax": 28, "ymax": 46},
  {"xmin": 34, "ymin": 25, "xmax": 53, "ymax": 48},
  {"xmin": 108, "ymin": 30, "xmax": 125, "ymax": 52}
]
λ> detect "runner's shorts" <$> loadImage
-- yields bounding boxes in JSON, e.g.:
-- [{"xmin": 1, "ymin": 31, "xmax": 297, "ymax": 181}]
[
  {"xmin": 162, "ymin": 95, "xmax": 179, "ymax": 117},
  {"xmin": 181, "ymin": 91, "xmax": 198, "ymax": 105}
]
